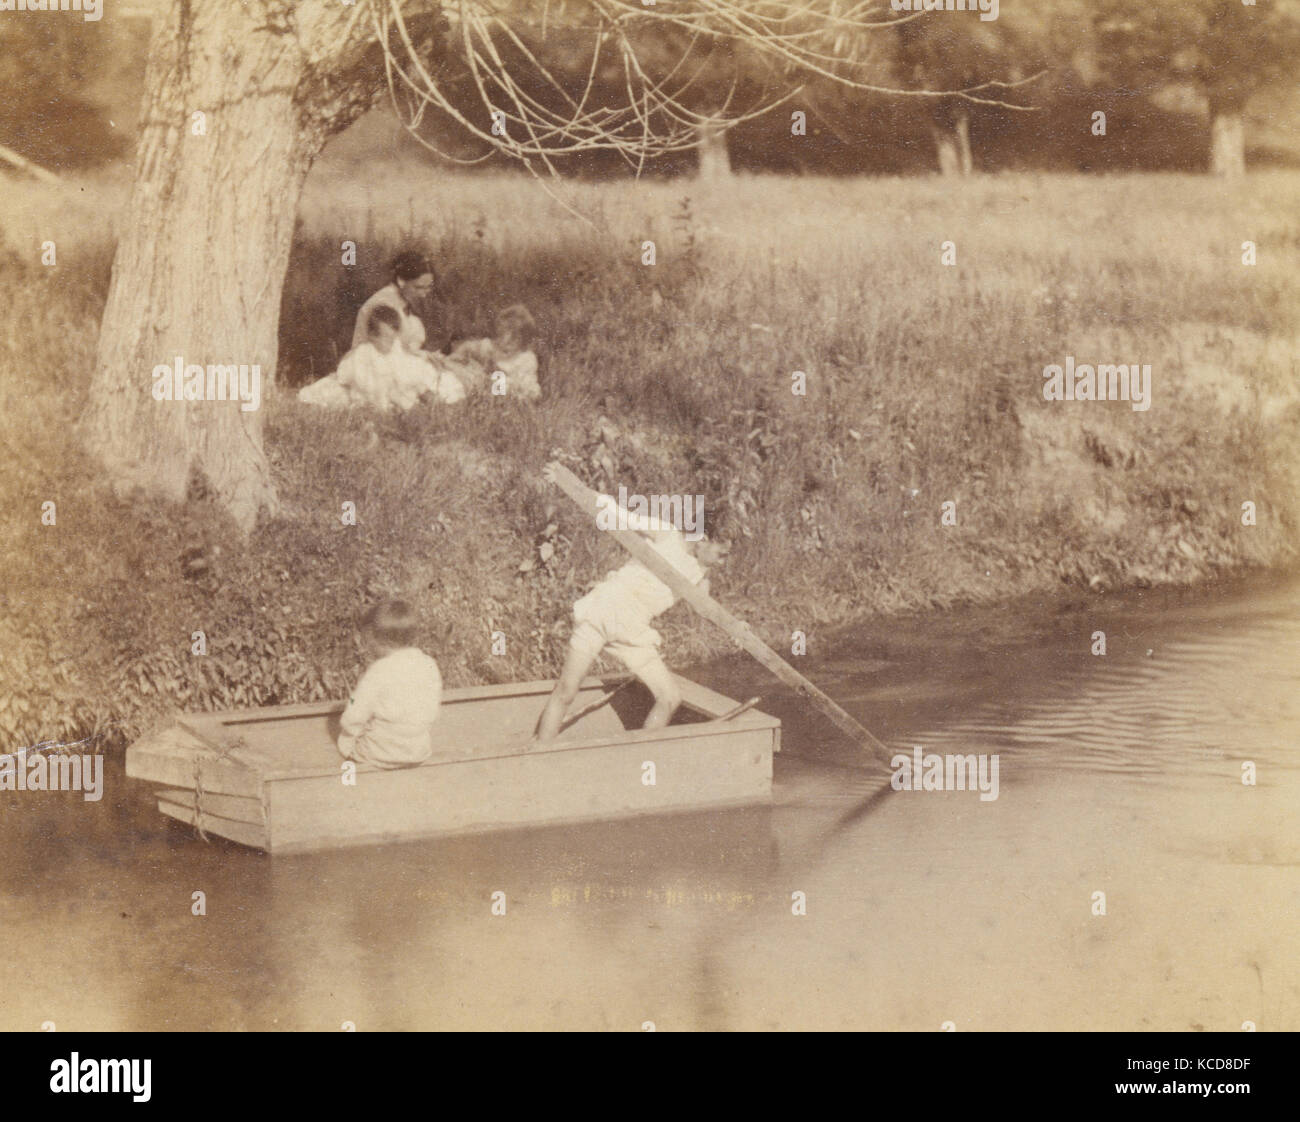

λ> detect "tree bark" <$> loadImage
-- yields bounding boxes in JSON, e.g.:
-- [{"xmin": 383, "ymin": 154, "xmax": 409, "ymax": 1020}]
[
  {"xmin": 87, "ymin": 0, "xmax": 441, "ymax": 531},
  {"xmin": 695, "ymin": 118, "xmax": 731, "ymax": 181},
  {"xmin": 1209, "ymin": 110, "xmax": 1245, "ymax": 179},
  {"xmin": 933, "ymin": 104, "xmax": 972, "ymax": 177}
]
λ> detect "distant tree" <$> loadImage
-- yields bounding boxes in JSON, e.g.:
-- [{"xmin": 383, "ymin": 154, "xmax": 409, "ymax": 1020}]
[
  {"xmin": 0, "ymin": 18, "xmax": 132, "ymax": 172},
  {"xmin": 1094, "ymin": 0, "xmax": 1300, "ymax": 177},
  {"xmin": 604, "ymin": 32, "xmax": 785, "ymax": 182},
  {"xmin": 892, "ymin": 4, "xmax": 1088, "ymax": 176}
]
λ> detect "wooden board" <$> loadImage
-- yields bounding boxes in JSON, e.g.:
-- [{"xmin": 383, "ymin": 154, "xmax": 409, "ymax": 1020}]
[
  {"xmin": 158, "ymin": 787, "xmax": 266, "ymax": 825},
  {"xmin": 126, "ymin": 727, "xmax": 264, "ymax": 798},
  {"xmin": 266, "ymin": 723, "xmax": 772, "ymax": 853},
  {"xmin": 157, "ymin": 799, "xmax": 269, "ymax": 850}
]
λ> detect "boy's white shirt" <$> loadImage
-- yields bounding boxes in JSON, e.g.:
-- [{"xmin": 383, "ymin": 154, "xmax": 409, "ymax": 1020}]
[
  {"xmin": 339, "ymin": 647, "xmax": 443, "ymax": 767},
  {"xmin": 578, "ymin": 493, "xmax": 704, "ymax": 627}
]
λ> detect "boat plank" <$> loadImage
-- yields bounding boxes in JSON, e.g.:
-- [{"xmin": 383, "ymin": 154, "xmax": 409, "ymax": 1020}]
[
  {"xmin": 267, "ymin": 724, "xmax": 772, "ymax": 852},
  {"xmin": 126, "ymin": 731, "xmax": 264, "ymax": 799},
  {"xmin": 157, "ymin": 799, "xmax": 269, "ymax": 849},
  {"xmin": 269, "ymin": 796, "xmax": 771, "ymax": 856},
  {"xmin": 158, "ymin": 787, "xmax": 266, "ymax": 825}
]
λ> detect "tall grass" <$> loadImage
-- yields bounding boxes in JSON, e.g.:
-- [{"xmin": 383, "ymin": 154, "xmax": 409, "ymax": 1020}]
[{"xmin": 2, "ymin": 165, "xmax": 1298, "ymax": 753}]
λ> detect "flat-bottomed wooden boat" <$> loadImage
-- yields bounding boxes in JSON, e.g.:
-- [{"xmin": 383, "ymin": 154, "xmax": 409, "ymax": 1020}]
[{"xmin": 125, "ymin": 675, "xmax": 780, "ymax": 854}]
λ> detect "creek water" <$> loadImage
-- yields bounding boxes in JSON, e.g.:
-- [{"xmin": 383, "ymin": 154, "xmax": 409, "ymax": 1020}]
[{"xmin": 3, "ymin": 573, "xmax": 1297, "ymax": 1030}]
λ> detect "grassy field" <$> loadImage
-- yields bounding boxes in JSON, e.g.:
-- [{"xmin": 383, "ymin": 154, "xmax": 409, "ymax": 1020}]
[{"xmin": 2, "ymin": 162, "xmax": 1298, "ymax": 753}]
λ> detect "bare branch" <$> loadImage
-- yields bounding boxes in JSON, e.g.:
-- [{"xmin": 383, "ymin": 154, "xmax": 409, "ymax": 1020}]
[{"xmin": 370, "ymin": 0, "xmax": 1043, "ymax": 174}]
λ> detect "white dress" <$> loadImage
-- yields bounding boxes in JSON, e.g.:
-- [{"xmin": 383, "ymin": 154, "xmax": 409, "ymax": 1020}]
[
  {"xmin": 448, "ymin": 338, "xmax": 540, "ymax": 399},
  {"xmin": 297, "ymin": 343, "xmax": 465, "ymax": 410}
]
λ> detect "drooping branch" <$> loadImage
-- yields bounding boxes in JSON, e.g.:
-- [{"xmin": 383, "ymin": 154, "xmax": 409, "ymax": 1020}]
[
  {"xmin": 294, "ymin": 0, "xmax": 451, "ymax": 147},
  {"xmin": 370, "ymin": 0, "xmax": 1044, "ymax": 173}
]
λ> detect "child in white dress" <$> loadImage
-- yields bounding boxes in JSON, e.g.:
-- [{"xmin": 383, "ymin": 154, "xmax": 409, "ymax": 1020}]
[
  {"xmin": 447, "ymin": 304, "xmax": 540, "ymax": 400},
  {"xmin": 299, "ymin": 305, "xmax": 465, "ymax": 411}
]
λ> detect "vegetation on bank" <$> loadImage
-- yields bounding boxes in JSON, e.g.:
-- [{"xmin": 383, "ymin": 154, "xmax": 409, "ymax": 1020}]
[{"xmin": 2, "ymin": 168, "xmax": 1298, "ymax": 754}]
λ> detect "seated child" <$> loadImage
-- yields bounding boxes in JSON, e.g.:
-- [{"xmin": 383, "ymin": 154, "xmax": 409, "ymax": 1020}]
[
  {"xmin": 299, "ymin": 305, "xmax": 465, "ymax": 411},
  {"xmin": 533, "ymin": 464, "xmax": 729, "ymax": 742},
  {"xmin": 337, "ymin": 600, "xmax": 444, "ymax": 768},
  {"xmin": 447, "ymin": 304, "xmax": 540, "ymax": 400}
]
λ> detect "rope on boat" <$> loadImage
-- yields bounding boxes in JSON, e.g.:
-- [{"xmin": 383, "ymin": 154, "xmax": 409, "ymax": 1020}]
[
  {"xmin": 191, "ymin": 734, "xmax": 247, "ymax": 843},
  {"xmin": 192, "ymin": 752, "xmax": 209, "ymax": 843}
]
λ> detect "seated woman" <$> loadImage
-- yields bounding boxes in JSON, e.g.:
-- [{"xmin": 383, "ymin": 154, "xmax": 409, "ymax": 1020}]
[
  {"xmin": 352, "ymin": 250, "xmax": 438, "ymax": 355},
  {"xmin": 446, "ymin": 304, "xmax": 540, "ymax": 400},
  {"xmin": 299, "ymin": 305, "xmax": 465, "ymax": 410}
]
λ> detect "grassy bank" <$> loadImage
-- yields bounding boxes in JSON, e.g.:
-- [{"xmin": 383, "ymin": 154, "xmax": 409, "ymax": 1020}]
[{"xmin": 2, "ymin": 166, "xmax": 1298, "ymax": 754}]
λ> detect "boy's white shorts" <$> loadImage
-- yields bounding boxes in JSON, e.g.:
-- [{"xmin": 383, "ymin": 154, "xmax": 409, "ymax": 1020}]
[{"xmin": 569, "ymin": 614, "xmax": 665, "ymax": 676}]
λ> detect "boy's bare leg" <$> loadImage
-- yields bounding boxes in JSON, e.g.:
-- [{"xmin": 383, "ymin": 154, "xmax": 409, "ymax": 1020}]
[
  {"xmin": 534, "ymin": 646, "xmax": 601, "ymax": 742},
  {"xmin": 632, "ymin": 656, "xmax": 681, "ymax": 731}
]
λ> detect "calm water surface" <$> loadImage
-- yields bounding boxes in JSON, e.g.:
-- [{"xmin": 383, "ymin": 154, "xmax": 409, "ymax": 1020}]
[{"xmin": 3, "ymin": 574, "xmax": 1297, "ymax": 1030}]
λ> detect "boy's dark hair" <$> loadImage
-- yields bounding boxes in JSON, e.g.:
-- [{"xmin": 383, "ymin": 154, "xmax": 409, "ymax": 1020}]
[
  {"xmin": 391, "ymin": 251, "xmax": 435, "ymax": 283},
  {"xmin": 367, "ymin": 304, "xmax": 403, "ymax": 335},
  {"xmin": 360, "ymin": 600, "xmax": 420, "ymax": 648}
]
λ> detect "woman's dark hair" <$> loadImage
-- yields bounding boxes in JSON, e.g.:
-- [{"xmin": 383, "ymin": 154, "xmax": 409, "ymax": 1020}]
[
  {"xmin": 391, "ymin": 251, "xmax": 435, "ymax": 284},
  {"xmin": 360, "ymin": 600, "xmax": 420, "ymax": 648},
  {"xmin": 367, "ymin": 304, "xmax": 403, "ymax": 335}
]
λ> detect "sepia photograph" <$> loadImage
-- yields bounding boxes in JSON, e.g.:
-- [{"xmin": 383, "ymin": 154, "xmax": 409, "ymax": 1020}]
[{"xmin": 1, "ymin": 0, "xmax": 1298, "ymax": 1059}]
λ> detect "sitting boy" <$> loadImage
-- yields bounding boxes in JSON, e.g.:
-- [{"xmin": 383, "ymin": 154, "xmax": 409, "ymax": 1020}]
[
  {"xmin": 533, "ymin": 464, "xmax": 728, "ymax": 742},
  {"xmin": 447, "ymin": 304, "xmax": 540, "ymax": 400},
  {"xmin": 338, "ymin": 600, "xmax": 444, "ymax": 768},
  {"xmin": 299, "ymin": 305, "xmax": 465, "ymax": 411}
]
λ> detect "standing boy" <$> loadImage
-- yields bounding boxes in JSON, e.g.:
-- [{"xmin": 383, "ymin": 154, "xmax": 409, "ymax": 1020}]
[{"xmin": 534, "ymin": 463, "xmax": 728, "ymax": 741}]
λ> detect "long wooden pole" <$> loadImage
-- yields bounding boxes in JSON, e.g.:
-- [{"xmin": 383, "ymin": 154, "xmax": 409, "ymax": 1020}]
[{"xmin": 549, "ymin": 463, "xmax": 893, "ymax": 764}]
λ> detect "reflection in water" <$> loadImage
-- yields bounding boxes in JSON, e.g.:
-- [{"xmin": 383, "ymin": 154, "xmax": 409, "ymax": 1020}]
[{"xmin": 2, "ymin": 575, "xmax": 1297, "ymax": 1029}]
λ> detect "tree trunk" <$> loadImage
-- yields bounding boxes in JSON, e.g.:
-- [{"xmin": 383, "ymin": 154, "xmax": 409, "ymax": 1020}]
[
  {"xmin": 1210, "ymin": 110, "xmax": 1245, "ymax": 178},
  {"xmin": 695, "ymin": 118, "xmax": 731, "ymax": 181},
  {"xmin": 933, "ymin": 104, "xmax": 972, "ymax": 177},
  {"xmin": 87, "ymin": 0, "xmax": 440, "ymax": 531}
]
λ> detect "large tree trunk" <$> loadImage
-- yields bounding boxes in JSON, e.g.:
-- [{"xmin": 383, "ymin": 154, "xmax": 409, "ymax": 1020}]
[
  {"xmin": 695, "ymin": 118, "xmax": 731, "ymax": 181},
  {"xmin": 933, "ymin": 103, "xmax": 972, "ymax": 177},
  {"xmin": 87, "ymin": 0, "xmax": 440, "ymax": 531},
  {"xmin": 1209, "ymin": 109, "xmax": 1245, "ymax": 179}
]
